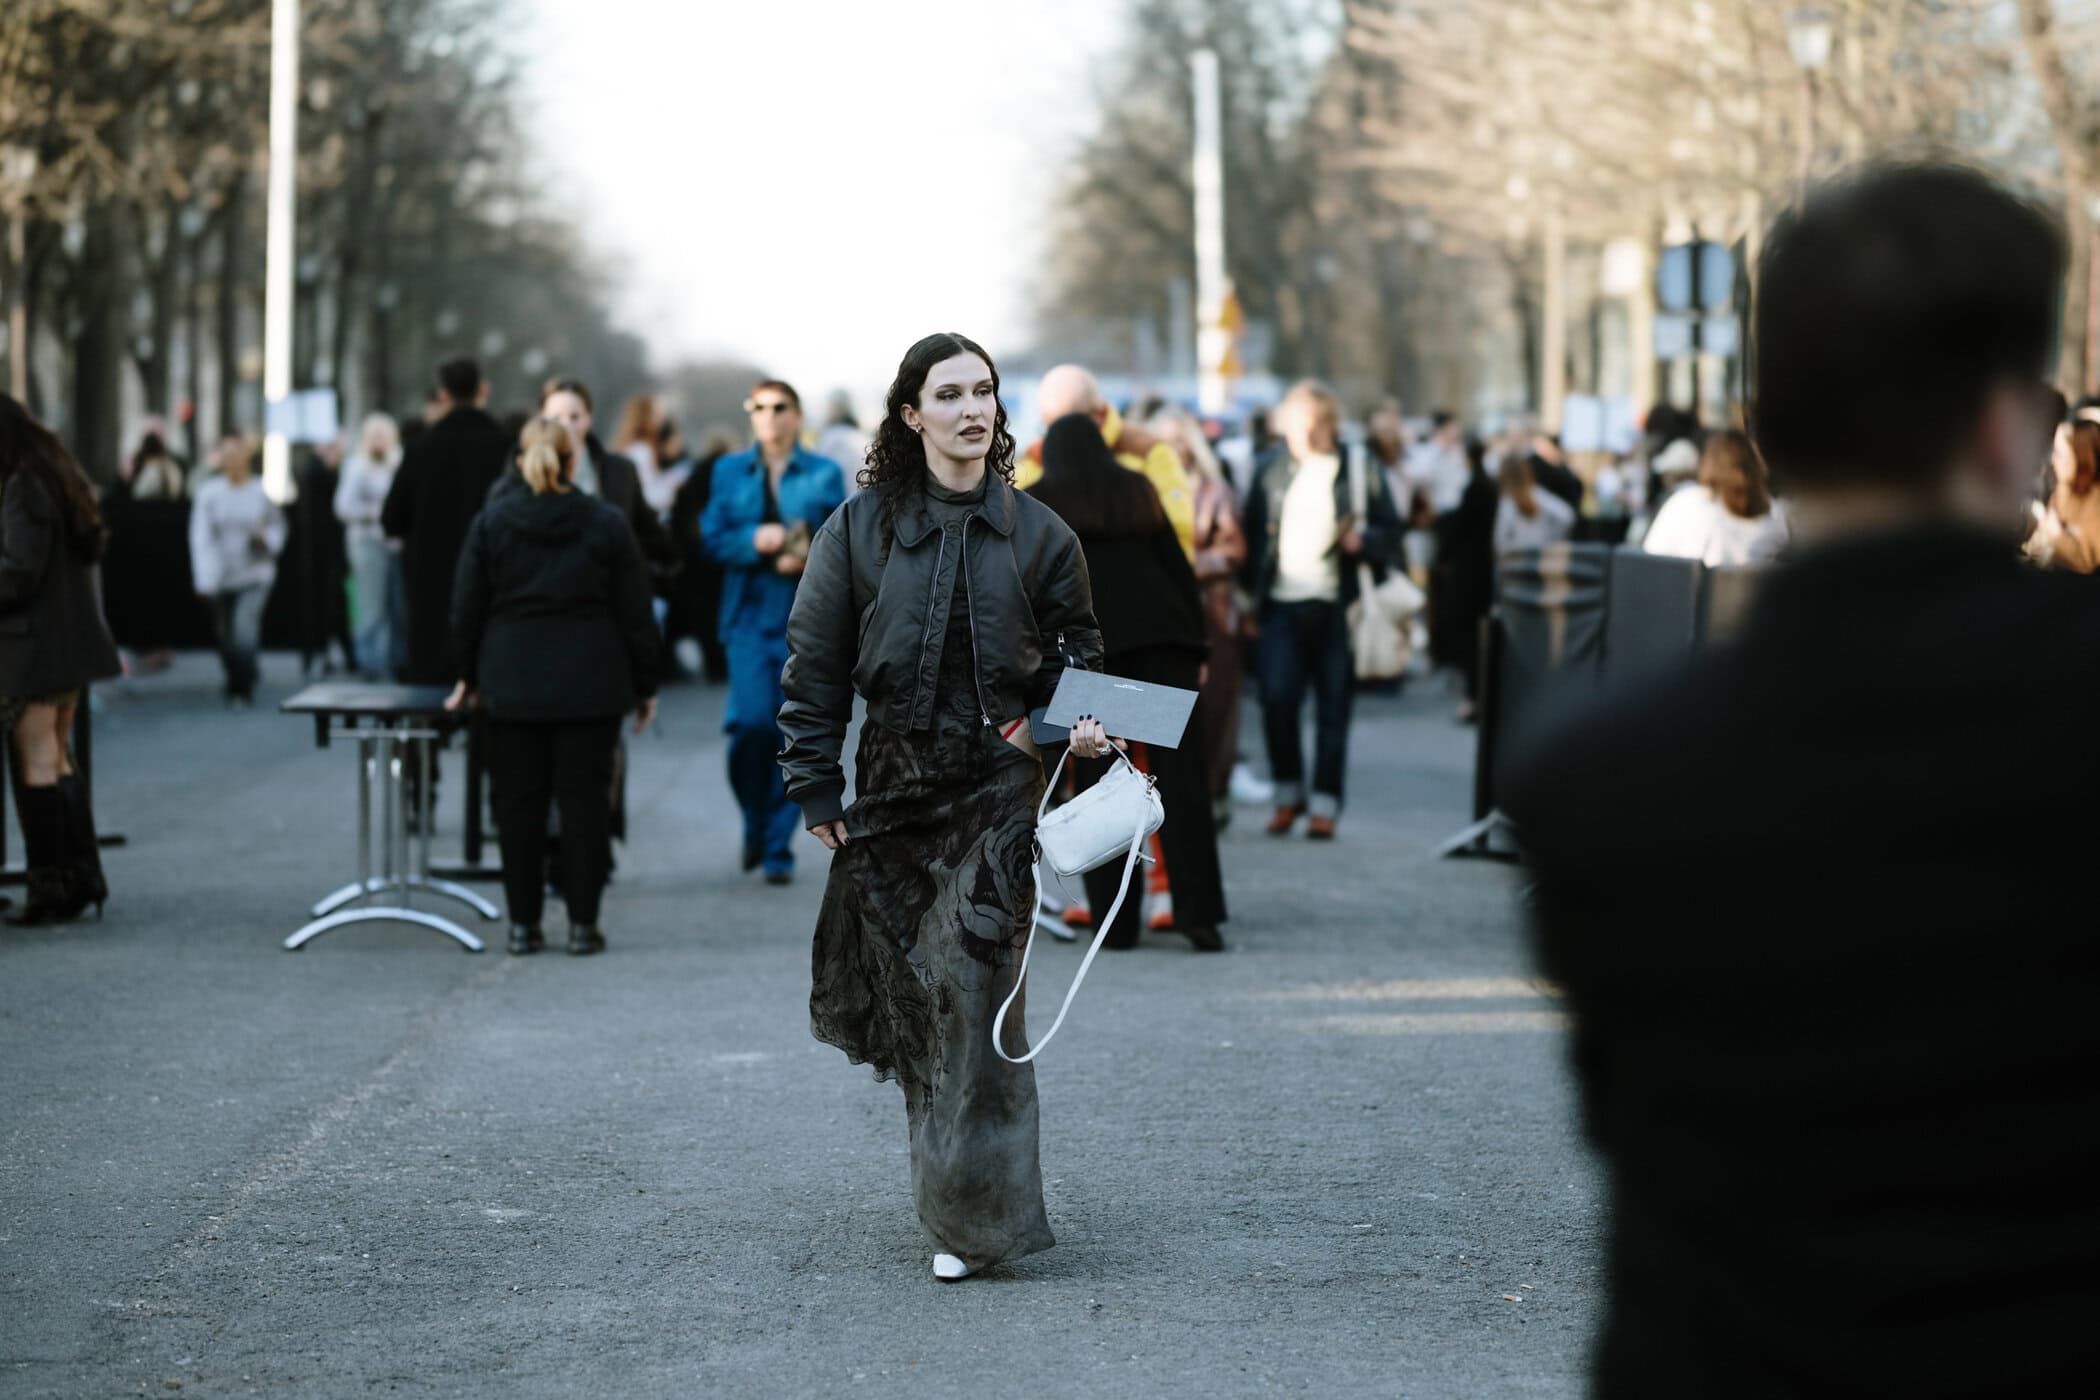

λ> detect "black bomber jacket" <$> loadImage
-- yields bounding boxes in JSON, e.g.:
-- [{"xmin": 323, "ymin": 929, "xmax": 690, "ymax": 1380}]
[{"xmin": 778, "ymin": 474, "xmax": 1104, "ymax": 828}]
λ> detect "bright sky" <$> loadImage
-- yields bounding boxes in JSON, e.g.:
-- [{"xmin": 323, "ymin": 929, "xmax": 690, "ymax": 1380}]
[{"xmin": 518, "ymin": 0, "xmax": 1126, "ymax": 410}]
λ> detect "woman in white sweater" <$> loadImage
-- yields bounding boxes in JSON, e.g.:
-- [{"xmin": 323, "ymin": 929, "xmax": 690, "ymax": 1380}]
[
  {"xmin": 1642, "ymin": 429, "xmax": 1788, "ymax": 567},
  {"xmin": 188, "ymin": 436, "xmax": 286, "ymax": 706},
  {"xmin": 333, "ymin": 413, "xmax": 404, "ymax": 678}
]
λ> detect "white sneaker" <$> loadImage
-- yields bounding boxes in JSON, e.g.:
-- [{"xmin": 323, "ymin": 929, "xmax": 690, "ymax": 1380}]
[
  {"xmin": 932, "ymin": 1252, "xmax": 971, "ymax": 1281},
  {"xmin": 1229, "ymin": 762, "xmax": 1273, "ymax": 806}
]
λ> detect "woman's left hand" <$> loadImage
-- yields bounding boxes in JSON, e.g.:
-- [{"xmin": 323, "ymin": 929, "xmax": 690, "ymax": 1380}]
[
  {"xmin": 443, "ymin": 681, "xmax": 476, "ymax": 713},
  {"xmin": 1069, "ymin": 714, "xmax": 1121, "ymax": 759}
]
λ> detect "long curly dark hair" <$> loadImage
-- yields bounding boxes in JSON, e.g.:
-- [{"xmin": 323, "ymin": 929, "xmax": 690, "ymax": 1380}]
[
  {"xmin": 0, "ymin": 394, "xmax": 109, "ymax": 562},
  {"xmin": 862, "ymin": 332, "xmax": 1015, "ymax": 537}
]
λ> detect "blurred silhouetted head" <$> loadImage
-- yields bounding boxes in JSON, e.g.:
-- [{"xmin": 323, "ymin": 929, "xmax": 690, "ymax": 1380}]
[
  {"xmin": 1029, "ymin": 412, "xmax": 1166, "ymax": 538},
  {"xmin": 438, "ymin": 358, "xmax": 484, "ymax": 406},
  {"xmin": 1753, "ymin": 164, "xmax": 2063, "ymax": 506}
]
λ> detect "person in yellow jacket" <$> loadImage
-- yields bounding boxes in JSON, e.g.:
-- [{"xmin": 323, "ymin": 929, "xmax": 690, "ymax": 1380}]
[{"xmin": 1018, "ymin": 365, "xmax": 1195, "ymax": 558}]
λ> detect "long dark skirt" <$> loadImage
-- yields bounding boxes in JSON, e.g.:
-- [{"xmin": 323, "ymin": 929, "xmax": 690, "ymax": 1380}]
[{"xmin": 810, "ymin": 719, "xmax": 1055, "ymax": 1271}]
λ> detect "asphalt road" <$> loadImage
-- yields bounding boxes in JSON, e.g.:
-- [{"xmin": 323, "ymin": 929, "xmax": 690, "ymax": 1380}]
[{"xmin": 0, "ymin": 654, "xmax": 1600, "ymax": 1399}]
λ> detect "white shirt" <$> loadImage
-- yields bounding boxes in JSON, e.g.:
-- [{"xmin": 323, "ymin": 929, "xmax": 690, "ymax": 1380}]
[
  {"xmin": 189, "ymin": 475, "xmax": 287, "ymax": 595},
  {"xmin": 1494, "ymin": 491, "xmax": 1576, "ymax": 559},
  {"xmin": 1641, "ymin": 485, "xmax": 1789, "ymax": 566},
  {"xmin": 1272, "ymin": 452, "xmax": 1342, "ymax": 603},
  {"xmin": 333, "ymin": 451, "xmax": 400, "ymax": 545},
  {"xmin": 1406, "ymin": 439, "xmax": 1472, "ymax": 514}
]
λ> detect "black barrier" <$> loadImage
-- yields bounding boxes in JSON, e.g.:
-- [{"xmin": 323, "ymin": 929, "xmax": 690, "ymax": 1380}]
[
  {"xmin": 1443, "ymin": 544, "xmax": 1770, "ymax": 861},
  {"xmin": 102, "ymin": 495, "xmax": 345, "ymax": 656}
]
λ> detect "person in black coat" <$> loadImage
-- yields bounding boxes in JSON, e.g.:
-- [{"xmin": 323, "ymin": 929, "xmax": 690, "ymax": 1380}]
[
  {"xmin": 1029, "ymin": 412, "xmax": 1225, "ymax": 952},
  {"xmin": 381, "ymin": 358, "xmax": 510, "ymax": 684},
  {"xmin": 1502, "ymin": 164, "xmax": 2096, "ymax": 1397},
  {"xmin": 0, "ymin": 394, "xmax": 122, "ymax": 924},
  {"xmin": 447, "ymin": 418, "xmax": 660, "ymax": 958}
]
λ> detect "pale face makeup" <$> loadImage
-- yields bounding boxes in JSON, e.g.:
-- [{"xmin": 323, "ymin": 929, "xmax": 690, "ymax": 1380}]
[{"xmin": 903, "ymin": 353, "xmax": 997, "ymax": 477}]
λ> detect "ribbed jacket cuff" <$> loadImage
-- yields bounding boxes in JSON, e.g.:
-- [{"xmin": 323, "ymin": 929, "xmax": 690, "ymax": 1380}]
[{"xmin": 798, "ymin": 785, "xmax": 845, "ymax": 830}]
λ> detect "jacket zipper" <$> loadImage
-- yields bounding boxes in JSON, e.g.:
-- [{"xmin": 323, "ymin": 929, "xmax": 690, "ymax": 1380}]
[
  {"xmin": 960, "ymin": 515, "xmax": 992, "ymax": 726},
  {"xmin": 919, "ymin": 529, "xmax": 948, "ymax": 726}
]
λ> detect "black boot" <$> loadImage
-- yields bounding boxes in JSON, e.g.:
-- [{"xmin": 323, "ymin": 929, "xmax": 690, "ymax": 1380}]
[
  {"xmin": 7, "ymin": 785, "xmax": 75, "ymax": 927},
  {"xmin": 507, "ymin": 923, "xmax": 544, "ymax": 955},
  {"xmin": 56, "ymin": 776, "xmax": 107, "ymax": 918},
  {"xmin": 567, "ymin": 924, "xmax": 605, "ymax": 956}
]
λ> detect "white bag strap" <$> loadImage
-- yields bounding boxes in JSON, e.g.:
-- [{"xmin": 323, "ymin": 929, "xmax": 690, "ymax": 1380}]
[{"xmin": 993, "ymin": 746, "xmax": 1152, "ymax": 1065}]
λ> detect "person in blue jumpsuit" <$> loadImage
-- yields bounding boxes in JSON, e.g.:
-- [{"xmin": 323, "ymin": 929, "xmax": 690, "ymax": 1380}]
[{"xmin": 700, "ymin": 379, "xmax": 848, "ymax": 884}]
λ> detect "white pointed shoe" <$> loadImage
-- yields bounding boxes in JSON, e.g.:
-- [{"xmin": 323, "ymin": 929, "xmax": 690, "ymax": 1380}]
[{"xmin": 932, "ymin": 1252, "xmax": 972, "ymax": 1281}]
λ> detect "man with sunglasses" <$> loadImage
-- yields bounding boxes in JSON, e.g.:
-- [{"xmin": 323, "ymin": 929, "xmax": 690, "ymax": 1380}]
[{"xmin": 700, "ymin": 379, "xmax": 847, "ymax": 884}]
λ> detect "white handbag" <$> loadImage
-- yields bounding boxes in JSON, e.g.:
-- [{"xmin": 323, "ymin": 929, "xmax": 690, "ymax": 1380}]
[
  {"xmin": 993, "ymin": 744, "xmax": 1164, "ymax": 1064},
  {"xmin": 1346, "ymin": 447, "xmax": 1425, "ymax": 682}
]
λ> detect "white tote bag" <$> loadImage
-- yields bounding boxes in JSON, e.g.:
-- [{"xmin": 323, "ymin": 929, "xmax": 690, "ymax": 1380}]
[
  {"xmin": 993, "ymin": 745, "xmax": 1163, "ymax": 1064},
  {"xmin": 1346, "ymin": 448, "xmax": 1424, "ymax": 682}
]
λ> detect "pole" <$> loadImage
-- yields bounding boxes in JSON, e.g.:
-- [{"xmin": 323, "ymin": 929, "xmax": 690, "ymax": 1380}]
[
  {"xmin": 261, "ymin": 0, "xmax": 300, "ymax": 503},
  {"xmin": 1191, "ymin": 49, "xmax": 1229, "ymax": 415},
  {"xmin": 1687, "ymin": 224, "xmax": 1704, "ymax": 421},
  {"xmin": 1797, "ymin": 69, "xmax": 1818, "ymax": 202},
  {"xmin": 1541, "ymin": 205, "xmax": 1567, "ymax": 432},
  {"xmin": 6, "ymin": 216, "xmax": 24, "ymax": 401},
  {"xmin": 2086, "ymin": 221, "xmax": 2099, "ymax": 398}
]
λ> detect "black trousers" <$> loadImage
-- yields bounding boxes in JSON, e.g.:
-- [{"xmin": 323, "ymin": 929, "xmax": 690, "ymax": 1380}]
[
  {"xmin": 486, "ymin": 718, "xmax": 620, "ymax": 927},
  {"xmin": 1075, "ymin": 648, "xmax": 1227, "ymax": 946}
]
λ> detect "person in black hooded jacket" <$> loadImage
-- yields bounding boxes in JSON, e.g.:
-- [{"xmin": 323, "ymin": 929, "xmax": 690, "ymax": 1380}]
[
  {"xmin": 447, "ymin": 417, "xmax": 660, "ymax": 958},
  {"xmin": 1029, "ymin": 411, "xmax": 1226, "ymax": 952}
]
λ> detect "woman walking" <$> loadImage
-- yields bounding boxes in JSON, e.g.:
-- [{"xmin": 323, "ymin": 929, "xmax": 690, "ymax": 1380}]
[
  {"xmin": 334, "ymin": 413, "xmax": 406, "ymax": 678},
  {"xmin": 188, "ymin": 434, "xmax": 286, "ymax": 706},
  {"xmin": 447, "ymin": 418, "xmax": 659, "ymax": 957},
  {"xmin": 1031, "ymin": 412, "xmax": 1226, "ymax": 952},
  {"xmin": 779, "ymin": 332, "xmax": 1107, "ymax": 1281},
  {"xmin": 0, "ymin": 395, "xmax": 121, "ymax": 923}
]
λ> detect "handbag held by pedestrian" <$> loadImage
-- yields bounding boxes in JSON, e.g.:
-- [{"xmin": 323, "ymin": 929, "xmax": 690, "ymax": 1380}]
[
  {"xmin": 993, "ymin": 744, "xmax": 1164, "ymax": 1064},
  {"xmin": 1346, "ymin": 447, "xmax": 1425, "ymax": 682}
]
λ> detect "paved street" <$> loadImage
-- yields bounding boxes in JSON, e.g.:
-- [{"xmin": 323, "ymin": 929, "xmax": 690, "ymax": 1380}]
[{"xmin": 1, "ymin": 656, "xmax": 1600, "ymax": 1399}]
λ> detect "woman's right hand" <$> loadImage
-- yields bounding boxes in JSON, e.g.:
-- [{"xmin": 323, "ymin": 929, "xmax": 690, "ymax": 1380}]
[
  {"xmin": 443, "ymin": 680, "xmax": 475, "ymax": 712},
  {"xmin": 812, "ymin": 820, "xmax": 849, "ymax": 850}
]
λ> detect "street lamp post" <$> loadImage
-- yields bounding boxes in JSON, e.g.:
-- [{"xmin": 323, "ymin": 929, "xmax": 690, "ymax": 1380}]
[
  {"xmin": 1788, "ymin": 8, "xmax": 1835, "ymax": 200},
  {"xmin": 262, "ymin": 0, "xmax": 301, "ymax": 503},
  {"xmin": 2084, "ymin": 194, "xmax": 2100, "ymax": 397}
]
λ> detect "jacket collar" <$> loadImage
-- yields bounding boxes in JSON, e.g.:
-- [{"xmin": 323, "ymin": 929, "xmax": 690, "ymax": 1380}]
[
  {"xmin": 739, "ymin": 443, "xmax": 816, "ymax": 476},
  {"xmin": 890, "ymin": 471, "xmax": 1018, "ymax": 547}
]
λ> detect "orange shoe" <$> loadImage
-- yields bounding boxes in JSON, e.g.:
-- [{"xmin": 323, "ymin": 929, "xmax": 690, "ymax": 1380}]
[
  {"xmin": 1266, "ymin": 805, "xmax": 1303, "ymax": 836},
  {"xmin": 1060, "ymin": 903, "xmax": 1093, "ymax": 928},
  {"xmin": 1307, "ymin": 815, "xmax": 1337, "ymax": 840}
]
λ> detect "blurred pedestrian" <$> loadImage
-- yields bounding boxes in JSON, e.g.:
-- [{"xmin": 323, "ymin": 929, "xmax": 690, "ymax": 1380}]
[
  {"xmin": 382, "ymin": 359, "xmax": 510, "ymax": 685},
  {"xmin": 447, "ymin": 418, "xmax": 659, "ymax": 958},
  {"xmin": 295, "ymin": 437, "xmax": 355, "ymax": 676},
  {"xmin": 1435, "ymin": 437, "xmax": 1500, "ymax": 722},
  {"xmin": 1505, "ymin": 162, "xmax": 2092, "ymax": 1397},
  {"xmin": 126, "ymin": 429, "xmax": 187, "ymax": 500},
  {"xmin": 1493, "ymin": 453, "xmax": 1576, "ymax": 559},
  {"xmin": 667, "ymin": 429, "xmax": 735, "ymax": 684},
  {"xmin": 2026, "ymin": 418, "xmax": 2100, "ymax": 572},
  {"xmin": 1031, "ymin": 412, "xmax": 1225, "ymax": 951},
  {"xmin": 1641, "ymin": 427, "xmax": 1788, "ymax": 566},
  {"xmin": 1018, "ymin": 365, "xmax": 1195, "ymax": 557},
  {"xmin": 613, "ymin": 392, "xmax": 679, "ymax": 517},
  {"xmin": 1153, "ymin": 409, "xmax": 1248, "ymax": 821},
  {"xmin": 815, "ymin": 390, "xmax": 868, "ymax": 495},
  {"xmin": 1239, "ymin": 379, "xmax": 1406, "ymax": 838},
  {"xmin": 334, "ymin": 413, "xmax": 405, "ymax": 680},
  {"xmin": 0, "ymin": 395, "xmax": 121, "ymax": 924},
  {"xmin": 189, "ymin": 434, "xmax": 285, "ymax": 706},
  {"xmin": 701, "ymin": 378, "xmax": 846, "ymax": 884},
  {"xmin": 518, "ymin": 379, "xmax": 676, "ymax": 574},
  {"xmin": 778, "ymin": 332, "xmax": 1104, "ymax": 1282}
]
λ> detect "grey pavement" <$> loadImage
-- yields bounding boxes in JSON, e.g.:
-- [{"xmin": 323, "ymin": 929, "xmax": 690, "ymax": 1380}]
[{"xmin": 0, "ymin": 654, "xmax": 1601, "ymax": 1399}]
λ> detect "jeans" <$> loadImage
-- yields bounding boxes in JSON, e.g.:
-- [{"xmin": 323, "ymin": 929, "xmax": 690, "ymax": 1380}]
[
  {"xmin": 347, "ymin": 536, "xmax": 403, "ymax": 680},
  {"xmin": 211, "ymin": 585, "xmax": 268, "ymax": 700},
  {"xmin": 487, "ymin": 718, "xmax": 620, "ymax": 927},
  {"xmin": 725, "ymin": 626, "xmax": 796, "ymax": 874},
  {"xmin": 1256, "ymin": 599, "xmax": 1354, "ymax": 815}
]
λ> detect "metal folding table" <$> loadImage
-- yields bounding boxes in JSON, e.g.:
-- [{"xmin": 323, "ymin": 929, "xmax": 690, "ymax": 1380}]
[{"xmin": 280, "ymin": 683, "xmax": 500, "ymax": 952}]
